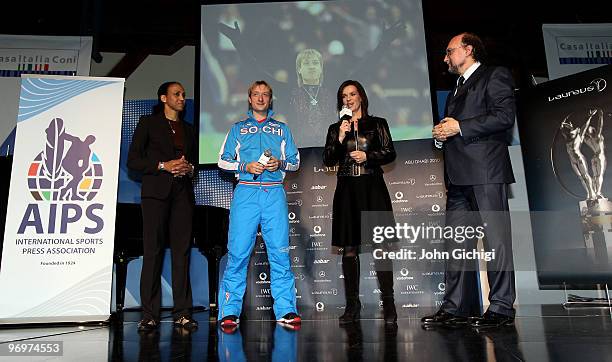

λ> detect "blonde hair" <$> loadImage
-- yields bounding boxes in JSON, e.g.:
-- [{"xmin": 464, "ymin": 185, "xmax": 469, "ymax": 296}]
[
  {"xmin": 295, "ymin": 49, "xmax": 323, "ymax": 87},
  {"xmin": 247, "ymin": 80, "xmax": 273, "ymax": 110}
]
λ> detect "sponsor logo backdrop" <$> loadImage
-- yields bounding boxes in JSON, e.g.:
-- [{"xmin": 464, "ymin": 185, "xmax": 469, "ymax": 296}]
[{"xmin": 241, "ymin": 139, "xmax": 446, "ymax": 317}]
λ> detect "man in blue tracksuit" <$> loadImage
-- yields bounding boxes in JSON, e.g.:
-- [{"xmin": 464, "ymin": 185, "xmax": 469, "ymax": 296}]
[{"xmin": 217, "ymin": 80, "xmax": 301, "ymax": 329}]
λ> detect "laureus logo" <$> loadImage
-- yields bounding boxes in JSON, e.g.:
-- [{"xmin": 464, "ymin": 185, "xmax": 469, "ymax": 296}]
[
  {"xmin": 547, "ymin": 78, "xmax": 607, "ymax": 102},
  {"xmin": 591, "ymin": 78, "xmax": 607, "ymax": 92}
]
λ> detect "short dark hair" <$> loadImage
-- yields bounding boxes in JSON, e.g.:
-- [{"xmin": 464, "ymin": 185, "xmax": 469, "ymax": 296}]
[
  {"xmin": 460, "ymin": 32, "xmax": 487, "ymax": 63},
  {"xmin": 336, "ymin": 80, "xmax": 369, "ymax": 117},
  {"xmin": 152, "ymin": 81, "xmax": 183, "ymax": 117},
  {"xmin": 248, "ymin": 80, "xmax": 273, "ymax": 111}
]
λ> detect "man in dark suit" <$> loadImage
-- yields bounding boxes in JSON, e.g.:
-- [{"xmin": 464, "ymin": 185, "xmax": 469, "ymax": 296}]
[
  {"xmin": 423, "ymin": 33, "xmax": 516, "ymax": 328},
  {"xmin": 127, "ymin": 82, "xmax": 198, "ymax": 331}
]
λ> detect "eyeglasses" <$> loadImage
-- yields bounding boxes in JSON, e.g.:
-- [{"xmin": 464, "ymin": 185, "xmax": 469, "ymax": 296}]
[{"xmin": 444, "ymin": 46, "xmax": 464, "ymax": 56}]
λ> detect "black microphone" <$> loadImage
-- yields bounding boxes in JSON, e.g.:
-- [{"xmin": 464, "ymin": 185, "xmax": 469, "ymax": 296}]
[
  {"xmin": 339, "ymin": 104, "xmax": 352, "ymax": 121},
  {"xmin": 253, "ymin": 149, "xmax": 272, "ymax": 181},
  {"xmin": 339, "ymin": 105, "xmax": 353, "ymax": 140}
]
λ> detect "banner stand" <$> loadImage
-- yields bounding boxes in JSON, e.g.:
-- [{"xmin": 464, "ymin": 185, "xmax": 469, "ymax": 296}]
[
  {"xmin": 562, "ymin": 283, "xmax": 612, "ymax": 308},
  {"xmin": 0, "ymin": 75, "xmax": 124, "ymax": 325}
]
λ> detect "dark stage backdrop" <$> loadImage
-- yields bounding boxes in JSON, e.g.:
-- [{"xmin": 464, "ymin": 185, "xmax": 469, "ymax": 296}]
[
  {"xmin": 237, "ymin": 139, "xmax": 447, "ymax": 318},
  {"xmin": 518, "ymin": 64, "xmax": 612, "ymax": 286}
]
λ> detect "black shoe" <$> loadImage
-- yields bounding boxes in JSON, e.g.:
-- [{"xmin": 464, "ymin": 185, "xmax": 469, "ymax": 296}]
[
  {"xmin": 421, "ymin": 310, "xmax": 468, "ymax": 326},
  {"xmin": 174, "ymin": 315, "xmax": 198, "ymax": 331},
  {"xmin": 339, "ymin": 299, "xmax": 361, "ymax": 325},
  {"xmin": 137, "ymin": 318, "xmax": 159, "ymax": 331},
  {"xmin": 382, "ymin": 297, "xmax": 397, "ymax": 324},
  {"xmin": 470, "ymin": 311, "xmax": 514, "ymax": 328}
]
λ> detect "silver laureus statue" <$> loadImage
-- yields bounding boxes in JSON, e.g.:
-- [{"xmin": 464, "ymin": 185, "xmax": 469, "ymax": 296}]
[{"xmin": 553, "ymin": 107, "xmax": 610, "ymax": 263}]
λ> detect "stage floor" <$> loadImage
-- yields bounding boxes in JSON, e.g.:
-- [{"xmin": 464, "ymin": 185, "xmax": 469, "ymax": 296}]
[{"xmin": 1, "ymin": 305, "xmax": 611, "ymax": 361}]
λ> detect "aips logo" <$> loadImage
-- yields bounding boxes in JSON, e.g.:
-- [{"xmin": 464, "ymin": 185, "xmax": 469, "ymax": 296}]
[
  {"xmin": 19, "ymin": 118, "xmax": 104, "ymax": 234},
  {"xmin": 28, "ymin": 119, "xmax": 102, "ymax": 202}
]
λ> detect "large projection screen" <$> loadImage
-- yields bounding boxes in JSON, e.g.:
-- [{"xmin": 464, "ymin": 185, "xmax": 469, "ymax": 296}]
[{"xmin": 200, "ymin": 0, "xmax": 433, "ymax": 164}]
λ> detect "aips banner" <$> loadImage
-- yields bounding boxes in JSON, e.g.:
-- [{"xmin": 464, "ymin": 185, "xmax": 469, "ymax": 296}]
[{"xmin": 0, "ymin": 75, "xmax": 124, "ymax": 324}]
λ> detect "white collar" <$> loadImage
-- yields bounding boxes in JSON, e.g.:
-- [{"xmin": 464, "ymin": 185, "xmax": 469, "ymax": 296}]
[{"xmin": 459, "ymin": 62, "xmax": 481, "ymax": 84}]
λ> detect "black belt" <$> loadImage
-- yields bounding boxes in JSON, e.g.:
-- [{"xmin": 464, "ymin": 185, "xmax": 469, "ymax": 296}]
[{"xmin": 337, "ymin": 163, "xmax": 374, "ymax": 177}]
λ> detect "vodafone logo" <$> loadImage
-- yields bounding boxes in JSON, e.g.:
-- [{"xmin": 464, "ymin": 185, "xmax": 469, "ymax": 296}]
[
  {"xmin": 259, "ymin": 272, "xmax": 267, "ymax": 281},
  {"xmin": 432, "ymin": 204, "xmax": 441, "ymax": 212},
  {"xmin": 288, "ymin": 212, "xmax": 300, "ymax": 224},
  {"xmin": 392, "ymin": 191, "xmax": 409, "ymax": 204},
  {"xmin": 397, "ymin": 268, "xmax": 414, "ymax": 280},
  {"xmin": 313, "ymin": 225, "xmax": 322, "ymax": 233}
]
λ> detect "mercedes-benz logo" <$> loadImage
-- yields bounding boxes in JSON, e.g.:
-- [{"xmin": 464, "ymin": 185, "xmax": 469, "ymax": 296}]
[
  {"xmin": 317, "ymin": 195, "xmax": 323, "ymax": 203},
  {"xmin": 292, "ymin": 183, "xmax": 298, "ymax": 189},
  {"xmin": 430, "ymin": 174, "xmax": 437, "ymax": 181},
  {"xmin": 319, "ymin": 271, "xmax": 326, "ymax": 278}
]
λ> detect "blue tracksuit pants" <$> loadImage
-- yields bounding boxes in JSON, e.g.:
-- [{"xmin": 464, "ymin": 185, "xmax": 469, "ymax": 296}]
[{"xmin": 218, "ymin": 183, "xmax": 297, "ymax": 320}]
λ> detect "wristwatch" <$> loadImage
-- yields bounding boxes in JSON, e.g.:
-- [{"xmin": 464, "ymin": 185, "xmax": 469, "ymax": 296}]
[{"xmin": 158, "ymin": 161, "xmax": 165, "ymax": 171}]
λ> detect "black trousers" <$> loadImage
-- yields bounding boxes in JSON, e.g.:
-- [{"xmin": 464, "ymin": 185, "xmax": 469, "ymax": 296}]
[
  {"xmin": 140, "ymin": 179, "xmax": 194, "ymax": 320},
  {"xmin": 441, "ymin": 183, "xmax": 515, "ymax": 317}
]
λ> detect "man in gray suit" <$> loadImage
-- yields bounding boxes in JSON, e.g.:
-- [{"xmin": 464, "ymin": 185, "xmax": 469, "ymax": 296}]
[{"xmin": 423, "ymin": 32, "xmax": 516, "ymax": 328}]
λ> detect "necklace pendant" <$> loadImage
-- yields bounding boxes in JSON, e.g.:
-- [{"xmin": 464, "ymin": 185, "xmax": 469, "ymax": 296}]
[{"xmin": 310, "ymin": 99, "xmax": 318, "ymax": 106}]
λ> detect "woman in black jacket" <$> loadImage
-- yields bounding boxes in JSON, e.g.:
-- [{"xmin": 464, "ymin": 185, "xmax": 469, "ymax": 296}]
[
  {"xmin": 127, "ymin": 82, "xmax": 198, "ymax": 331},
  {"xmin": 323, "ymin": 80, "xmax": 397, "ymax": 324}
]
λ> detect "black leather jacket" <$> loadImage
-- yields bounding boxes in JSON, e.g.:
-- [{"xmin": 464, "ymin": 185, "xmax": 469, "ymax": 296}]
[{"xmin": 323, "ymin": 115, "xmax": 396, "ymax": 176}]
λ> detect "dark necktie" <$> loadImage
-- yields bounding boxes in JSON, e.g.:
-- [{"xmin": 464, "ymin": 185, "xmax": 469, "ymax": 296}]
[{"xmin": 454, "ymin": 76, "xmax": 465, "ymax": 96}]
